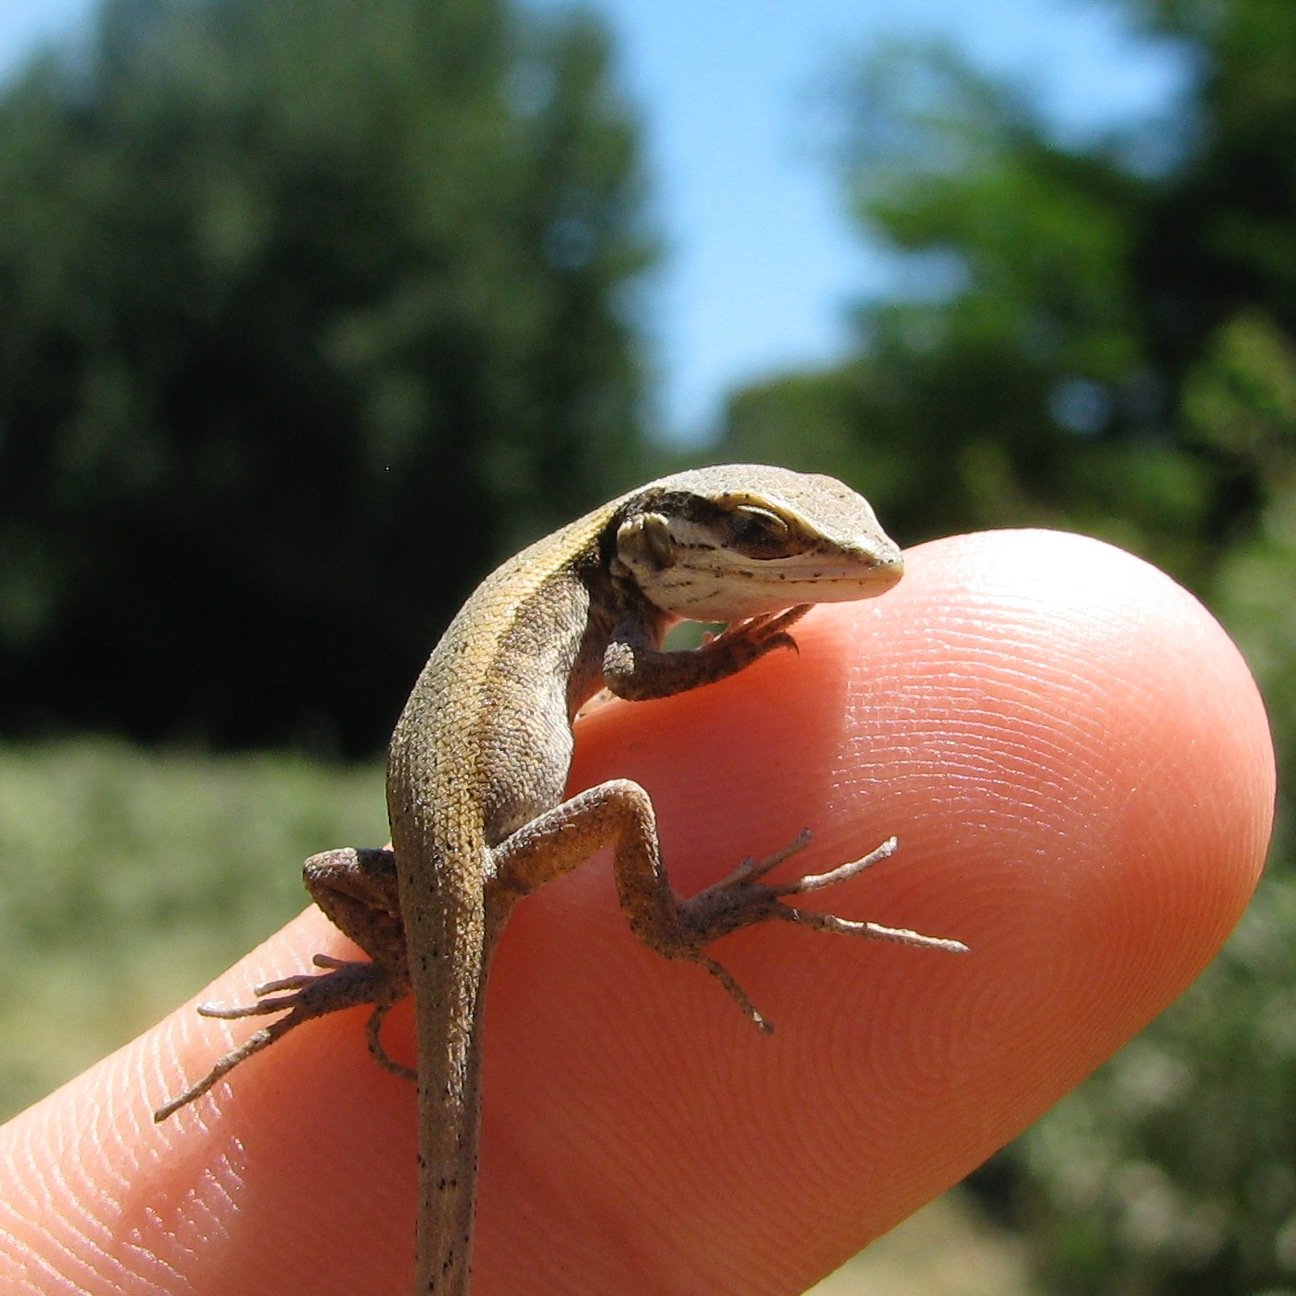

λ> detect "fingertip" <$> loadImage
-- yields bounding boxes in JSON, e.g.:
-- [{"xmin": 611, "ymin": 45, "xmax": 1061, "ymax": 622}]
[{"xmin": 529, "ymin": 528, "xmax": 1272, "ymax": 1290}]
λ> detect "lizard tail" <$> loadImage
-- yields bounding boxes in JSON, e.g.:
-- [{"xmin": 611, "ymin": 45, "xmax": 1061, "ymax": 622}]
[{"xmin": 403, "ymin": 870, "xmax": 496, "ymax": 1296}]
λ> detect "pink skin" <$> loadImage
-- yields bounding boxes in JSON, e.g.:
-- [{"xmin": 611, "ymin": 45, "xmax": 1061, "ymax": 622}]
[{"xmin": 0, "ymin": 530, "xmax": 1273, "ymax": 1296}]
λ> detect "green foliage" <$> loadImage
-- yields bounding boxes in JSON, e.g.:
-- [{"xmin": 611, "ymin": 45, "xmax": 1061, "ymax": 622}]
[
  {"xmin": 722, "ymin": 39, "xmax": 1228, "ymax": 581},
  {"xmin": 1018, "ymin": 860, "xmax": 1296, "ymax": 1296},
  {"xmin": 0, "ymin": 0, "xmax": 654, "ymax": 752},
  {"xmin": 717, "ymin": 1, "xmax": 1296, "ymax": 1293},
  {"xmin": 0, "ymin": 739, "xmax": 384, "ymax": 1118}
]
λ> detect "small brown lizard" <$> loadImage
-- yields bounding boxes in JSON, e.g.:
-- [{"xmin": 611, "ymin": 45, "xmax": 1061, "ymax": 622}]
[{"xmin": 157, "ymin": 464, "xmax": 966, "ymax": 1294}]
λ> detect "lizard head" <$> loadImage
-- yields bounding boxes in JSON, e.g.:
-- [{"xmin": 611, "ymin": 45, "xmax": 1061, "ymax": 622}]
[{"xmin": 611, "ymin": 464, "xmax": 904, "ymax": 622}]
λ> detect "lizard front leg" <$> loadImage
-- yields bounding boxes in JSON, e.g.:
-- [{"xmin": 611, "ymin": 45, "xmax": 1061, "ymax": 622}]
[
  {"xmin": 155, "ymin": 846, "xmax": 411, "ymax": 1121},
  {"xmin": 491, "ymin": 780, "xmax": 965, "ymax": 1033},
  {"xmin": 602, "ymin": 605, "xmax": 811, "ymax": 701}
]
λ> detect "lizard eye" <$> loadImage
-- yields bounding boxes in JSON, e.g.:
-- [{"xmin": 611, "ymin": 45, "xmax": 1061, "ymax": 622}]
[{"xmin": 727, "ymin": 506, "xmax": 798, "ymax": 558}]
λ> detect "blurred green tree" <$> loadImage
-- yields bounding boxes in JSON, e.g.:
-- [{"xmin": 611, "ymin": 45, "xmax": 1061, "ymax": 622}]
[
  {"xmin": 722, "ymin": 1, "xmax": 1293, "ymax": 571},
  {"xmin": 723, "ymin": 35, "xmax": 1217, "ymax": 572},
  {"xmin": 718, "ymin": 2, "xmax": 1294, "ymax": 1294},
  {"xmin": 0, "ymin": 0, "xmax": 654, "ymax": 751}
]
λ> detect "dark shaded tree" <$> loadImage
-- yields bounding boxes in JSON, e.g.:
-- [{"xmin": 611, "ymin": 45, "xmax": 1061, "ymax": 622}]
[{"xmin": 0, "ymin": 0, "xmax": 654, "ymax": 751}]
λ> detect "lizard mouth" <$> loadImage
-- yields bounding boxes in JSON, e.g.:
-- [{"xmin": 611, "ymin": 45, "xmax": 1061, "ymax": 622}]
[{"xmin": 652, "ymin": 546, "xmax": 904, "ymax": 621}]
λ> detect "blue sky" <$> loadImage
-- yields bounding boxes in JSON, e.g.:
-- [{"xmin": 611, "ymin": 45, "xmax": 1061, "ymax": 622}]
[{"xmin": 1, "ymin": 0, "xmax": 1189, "ymax": 442}]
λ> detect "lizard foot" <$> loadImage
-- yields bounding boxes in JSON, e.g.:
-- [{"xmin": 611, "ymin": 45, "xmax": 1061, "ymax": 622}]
[
  {"xmin": 708, "ymin": 604, "xmax": 811, "ymax": 665},
  {"xmin": 680, "ymin": 831, "xmax": 967, "ymax": 1033},
  {"xmin": 154, "ymin": 955, "xmax": 409, "ymax": 1121}
]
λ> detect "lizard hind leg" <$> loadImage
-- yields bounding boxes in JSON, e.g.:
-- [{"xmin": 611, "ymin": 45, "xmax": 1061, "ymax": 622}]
[
  {"xmin": 153, "ymin": 955, "xmax": 405, "ymax": 1121},
  {"xmin": 680, "ymin": 830, "xmax": 968, "ymax": 1032},
  {"xmin": 490, "ymin": 782, "xmax": 966, "ymax": 1038},
  {"xmin": 154, "ymin": 846, "xmax": 413, "ymax": 1122}
]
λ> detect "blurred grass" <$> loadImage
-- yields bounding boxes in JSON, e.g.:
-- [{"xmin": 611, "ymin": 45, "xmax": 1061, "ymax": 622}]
[
  {"xmin": 811, "ymin": 1195, "xmax": 1033, "ymax": 1295},
  {"xmin": 0, "ymin": 738, "xmax": 386, "ymax": 1118}
]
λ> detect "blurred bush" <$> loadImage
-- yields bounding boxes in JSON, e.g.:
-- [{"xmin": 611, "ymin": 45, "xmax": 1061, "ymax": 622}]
[{"xmin": 0, "ymin": 739, "xmax": 384, "ymax": 1117}]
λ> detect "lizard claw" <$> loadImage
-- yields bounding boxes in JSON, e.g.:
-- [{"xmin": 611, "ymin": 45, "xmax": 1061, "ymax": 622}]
[
  {"xmin": 710, "ymin": 604, "xmax": 811, "ymax": 668},
  {"xmin": 155, "ymin": 956, "xmax": 409, "ymax": 1121},
  {"xmin": 679, "ymin": 831, "xmax": 967, "ymax": 1034}
]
